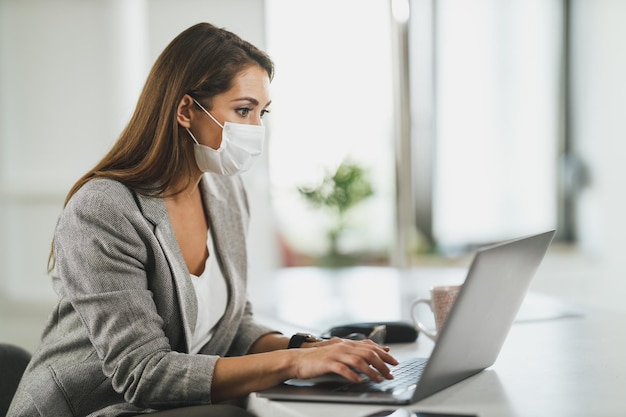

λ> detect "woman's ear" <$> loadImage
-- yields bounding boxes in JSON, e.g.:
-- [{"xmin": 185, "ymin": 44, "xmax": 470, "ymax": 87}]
[{"xmin": 176, "ymin": 94, "xmax": 195, "ymax": 128}]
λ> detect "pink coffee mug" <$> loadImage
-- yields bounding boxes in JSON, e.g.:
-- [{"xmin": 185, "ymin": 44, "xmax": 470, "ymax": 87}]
[{"xmin": 411, "ymin": 285, "xmax": 461, "ymax": 341}]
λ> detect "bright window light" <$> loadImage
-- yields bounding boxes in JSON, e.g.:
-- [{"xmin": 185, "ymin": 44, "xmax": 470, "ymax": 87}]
[
  {"xmin": 265, "ymin": 0, "xmax": 395, "ymax": 264},
  {"xmin": 433, "ymin": 0, "xmax": 562, "ymax": 249}
]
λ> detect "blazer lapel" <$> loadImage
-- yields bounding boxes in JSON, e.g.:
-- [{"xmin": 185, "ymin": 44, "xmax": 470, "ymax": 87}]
[
  {"xmin": 201, "ymin": 175, "xmax": 247, "ymax": 330},
  {"xmin": 135, "ymin": 192, "xmax": 197, "ymax": 352},
  {"xmin": 133, "ymin": 175, "xmax": 248, "ymax": 355}
]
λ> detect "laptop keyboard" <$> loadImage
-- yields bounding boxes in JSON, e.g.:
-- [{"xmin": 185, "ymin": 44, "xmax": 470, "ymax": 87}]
[{"xmin": 334, "ymin": 357, "xmax": 428, "ymax": 393}]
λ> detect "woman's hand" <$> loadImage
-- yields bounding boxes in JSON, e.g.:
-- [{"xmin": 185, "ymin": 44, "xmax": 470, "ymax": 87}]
[
  {"xmin": 289, "ymin": 337, "xmax": 399, "ymax": 383},
  {"xmin": 212, "ymin": 336, "xmax": 398, "ymax": 403}
]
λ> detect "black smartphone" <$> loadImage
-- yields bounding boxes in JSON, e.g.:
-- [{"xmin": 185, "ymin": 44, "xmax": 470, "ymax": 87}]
[{"xmin": 363, "ymin": 410, "xmax": 477, "ymax": 417}]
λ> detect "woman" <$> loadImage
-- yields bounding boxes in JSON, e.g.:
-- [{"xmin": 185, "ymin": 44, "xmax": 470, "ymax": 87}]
[{"xmin": 7, "ymin": 23, "xmax": 397, "ymax": 417}]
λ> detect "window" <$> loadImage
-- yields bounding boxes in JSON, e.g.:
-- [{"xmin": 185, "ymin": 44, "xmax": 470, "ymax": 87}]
[
  {"xmin": 432, "ymin": 0, "xmax": 563, "ymax": 250},
  {"xmin": 265, "ymin": 0, "xmax": 565, "ymax": 264},
  {"xmin": 265, "ymin": 0, "xmax": 395, "ymax": 266}
]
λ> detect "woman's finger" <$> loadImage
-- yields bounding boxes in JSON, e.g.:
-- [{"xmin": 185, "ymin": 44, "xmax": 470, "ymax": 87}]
[{"xmin": 350, "ymin": 348, "xmax": 395, "ymax": 381}]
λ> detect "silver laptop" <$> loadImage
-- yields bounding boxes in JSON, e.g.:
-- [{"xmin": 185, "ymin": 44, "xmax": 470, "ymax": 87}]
[{"xmin": 256, "ymin": 230, "xmax": 556, "ymax": 404}]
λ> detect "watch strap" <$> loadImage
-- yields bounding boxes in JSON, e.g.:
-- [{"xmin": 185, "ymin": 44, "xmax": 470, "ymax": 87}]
[{"xmin": 288, "ymin": 333, "xmax": 318, "ymax": 349}]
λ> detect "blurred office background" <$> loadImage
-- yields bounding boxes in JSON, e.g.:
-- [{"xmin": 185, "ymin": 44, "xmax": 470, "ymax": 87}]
[{"xmin": 1, "ymin": 0, "xmax": 625, "ymax": 350}]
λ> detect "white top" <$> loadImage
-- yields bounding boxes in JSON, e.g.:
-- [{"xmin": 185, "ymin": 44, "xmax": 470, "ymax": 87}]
[{"xmin": 188, "ymin": 230, "xmax": 228, "ymax": 354}]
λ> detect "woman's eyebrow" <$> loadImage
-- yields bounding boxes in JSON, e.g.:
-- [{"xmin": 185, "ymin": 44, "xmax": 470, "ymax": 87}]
[{"xmin": 232, "ymin": 97, "xmax": 272, "ymax": 107}]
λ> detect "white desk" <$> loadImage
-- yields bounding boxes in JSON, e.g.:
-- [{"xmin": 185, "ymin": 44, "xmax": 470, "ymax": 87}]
[{"xmin": 248, "ymin": 267, "xmax": 626, "ymax": 417}]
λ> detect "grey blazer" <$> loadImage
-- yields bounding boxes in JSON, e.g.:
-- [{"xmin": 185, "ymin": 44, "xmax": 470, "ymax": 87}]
[{"xmin": 7, "ymin": 175, "xmax": 277, "ymax": 417}]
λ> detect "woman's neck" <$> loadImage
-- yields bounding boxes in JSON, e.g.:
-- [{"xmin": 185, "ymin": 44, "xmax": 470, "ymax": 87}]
[{"xmin": 166, "ymin": 170, "xmax": 204, "ymax": 204}]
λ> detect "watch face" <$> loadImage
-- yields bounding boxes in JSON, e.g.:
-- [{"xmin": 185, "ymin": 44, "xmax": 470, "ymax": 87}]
[
  {"xmin": 288, "ymin": 334, "xmax": 307, "ymax": 349},
  {"xmin": 289, "ymin": 333, "xmax": 319, "ymax": 348}
]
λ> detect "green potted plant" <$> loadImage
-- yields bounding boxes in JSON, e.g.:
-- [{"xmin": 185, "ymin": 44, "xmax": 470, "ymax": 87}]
[{"xmin": 298, "ymin": 159, "xmax": 374, "ymax": 266}]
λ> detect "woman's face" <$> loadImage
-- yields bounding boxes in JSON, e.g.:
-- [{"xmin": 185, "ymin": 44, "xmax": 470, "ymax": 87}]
[{"xmin": 189, "ymin": 65, "xmax": 271, "ymax": 150}]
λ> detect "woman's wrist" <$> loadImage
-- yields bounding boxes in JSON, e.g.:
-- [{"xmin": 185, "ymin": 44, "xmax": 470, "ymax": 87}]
[{"xmin": 249, "ymin": 333, "xmax": 291, "ymax": 353}]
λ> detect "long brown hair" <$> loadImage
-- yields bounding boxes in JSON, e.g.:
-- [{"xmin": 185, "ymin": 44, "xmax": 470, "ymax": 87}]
[{"xmin": 49, "ymin": 22, "xmax": 274, "ymax": 271}]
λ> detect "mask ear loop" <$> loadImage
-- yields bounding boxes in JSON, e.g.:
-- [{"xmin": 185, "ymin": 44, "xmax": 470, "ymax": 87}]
[
  {"xmin": 185, "ymin": 128, "xmax": 200, "ymax": 145},
  {"xmin": 191, "ymin": 97, "xmax": 224, "ymax": 129}
]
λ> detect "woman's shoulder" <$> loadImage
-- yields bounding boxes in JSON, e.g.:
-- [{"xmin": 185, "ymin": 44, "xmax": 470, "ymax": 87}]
[
  {"xmin": 76, "ymin": 177, "xmax": 132, "ymax": 195},
  {"xmin": 65, "ymin": 178, "xmax": 137, "ymax": 214}
]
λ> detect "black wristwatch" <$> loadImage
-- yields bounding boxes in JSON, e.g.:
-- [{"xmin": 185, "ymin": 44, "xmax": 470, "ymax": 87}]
[{"xmin": 288, "ymin": 332, "xmax": 320, "ymax": 349}]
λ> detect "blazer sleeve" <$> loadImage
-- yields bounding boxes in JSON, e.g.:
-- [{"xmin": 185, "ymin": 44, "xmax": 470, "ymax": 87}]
[
  {"xmin": 54, "ymin": 182, "xmax": 218, "ymax": 408},
  {"xmin": 224, "ymin": 300, "xmax": 281, "ymax": 357}
]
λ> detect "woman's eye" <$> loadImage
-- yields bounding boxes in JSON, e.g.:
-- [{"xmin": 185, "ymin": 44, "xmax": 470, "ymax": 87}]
[
  {"xmin": 236, "ymin": 107, "xmax": 252, "ymax": 117},
  {"xmin": 261, "ymin": 109, "xmax": 271, "ymax": 118}
]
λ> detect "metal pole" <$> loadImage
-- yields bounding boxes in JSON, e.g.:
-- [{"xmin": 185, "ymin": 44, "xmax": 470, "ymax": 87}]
[{"xmin": 390, "ymin": 0, "xmax": 414, "ymax": 267}]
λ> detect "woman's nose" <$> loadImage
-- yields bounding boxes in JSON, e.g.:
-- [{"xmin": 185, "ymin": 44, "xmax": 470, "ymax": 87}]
[{"xmin": 252, "ymin": 114, "xmax": 263, "ymax": 126}]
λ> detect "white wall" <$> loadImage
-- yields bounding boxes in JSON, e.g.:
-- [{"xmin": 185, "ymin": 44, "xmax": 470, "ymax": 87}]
[
  {"xmin": 0, "ymin": 0, "xmax": 279, "ymax": 300},
  {"xmin": 565, "ymin": 0, "xmax": 626, "ymax": 311}
]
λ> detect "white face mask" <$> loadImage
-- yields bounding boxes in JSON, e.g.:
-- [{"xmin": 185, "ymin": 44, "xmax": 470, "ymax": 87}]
[{"xmin": 185, "ymin": 98, "xmax": 265, "ymax": 176}]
